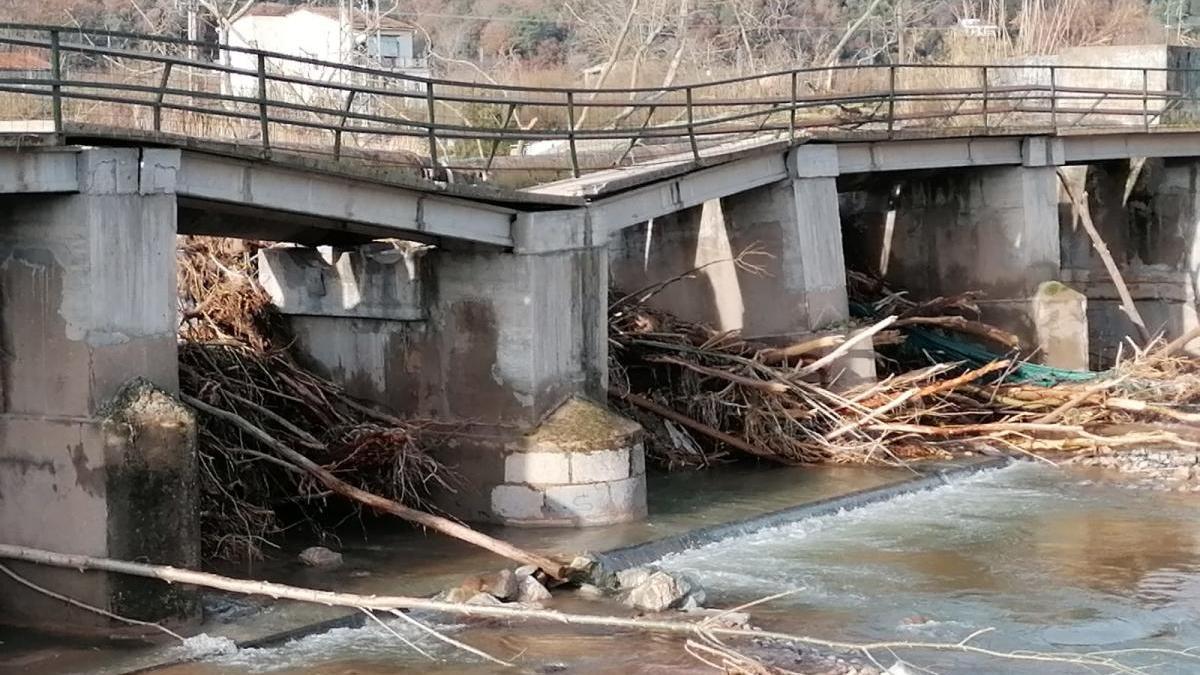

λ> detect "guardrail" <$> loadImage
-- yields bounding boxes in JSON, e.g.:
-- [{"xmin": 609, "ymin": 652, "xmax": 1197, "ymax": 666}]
[{"xmin": 1, "ymin": 23, "xmax": 1197, "ymax": 177}]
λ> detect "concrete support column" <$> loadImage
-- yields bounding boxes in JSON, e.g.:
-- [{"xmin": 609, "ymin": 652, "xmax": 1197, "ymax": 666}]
[
  {"xmin": 859, "ymin": 161, "xmax": 1071, "ymax": 361},
  {"xmin": 0, "ymin": 148, "xmax": 198, "ymax": 634},
  {"xmin": 262, "ymin": 211, "xmax": 645, "ymax": 527},
  {"xmin": 1060, "ymin": 159, "xmax": 1200, "ymax": 365},
  {"xmin": 608, "ymin": 145, "xmax": 851, "ymax": 339}
]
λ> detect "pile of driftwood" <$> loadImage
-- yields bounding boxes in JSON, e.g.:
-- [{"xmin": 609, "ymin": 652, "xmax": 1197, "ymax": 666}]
[
  {"xmin": 177, "ymin": 237, "xmax": 451, "ymax": 561},
  {"xmin": 609, "ymin": 273, "xmax": 1200, "ymax": 470}
]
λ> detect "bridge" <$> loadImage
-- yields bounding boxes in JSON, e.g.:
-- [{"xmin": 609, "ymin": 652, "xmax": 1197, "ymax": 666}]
[{"xmin": 4, "ymin": 24, "xmax": 1200, "ymax": 634}]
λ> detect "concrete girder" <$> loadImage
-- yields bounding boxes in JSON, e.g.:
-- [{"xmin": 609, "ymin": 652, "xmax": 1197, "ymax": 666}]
[
  {"xmin": 587, "ymin": 151, "xmax": 790, "ymax": 236},
  {"xmin": 1060, "ymin": 131, "xmax": 1200, "ymax": 164},
  {"xmin": 175, "ymin": 151, "xmax": 519, "ymax": 247},
  {"xmin": 0, "ymin": 148, "xmax": 79, "ymax": 193},
  {"xmin": 836, "ymin": 136, "xmax": 1025, "ymax": 175}
]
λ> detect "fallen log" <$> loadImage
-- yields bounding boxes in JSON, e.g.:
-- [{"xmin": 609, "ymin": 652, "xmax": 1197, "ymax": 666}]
[
  {"xmin": 182, "ymin": 394, "xmax": 567, "ymax": 579},
  {"xmin": 758, "ymin": 335, "xmax": 844, "ymax": 365},
  {"xmin": 0, "ymin": 545, "xmax": 1162, "ymax": 674},
  {"xmin": 609, "ymin": 388, "xmax": 785, "ymax": 462},
  {"xmin": 895, "ymin": 316, "xmax": 1020, "ymax": 351}
]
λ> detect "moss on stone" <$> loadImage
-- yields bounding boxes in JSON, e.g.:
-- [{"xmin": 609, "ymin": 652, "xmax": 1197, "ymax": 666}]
[{"xmin": 526, "ymin": 397, "xmax": 641, "ymax": 453}]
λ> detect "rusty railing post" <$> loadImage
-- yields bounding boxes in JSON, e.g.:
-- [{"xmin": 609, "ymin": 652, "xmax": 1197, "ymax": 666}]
[
  {"xmin": 566, "ymin": 90, "xmax": 580, "ymax": 178},
  {"xmin": 789, "ymin": 70, "xmax": 798, "ymax": 144},
  {"xmin": 1049, "ymin": 65, "xmax": 1058, "ymax": 129},
  {"xmin": 686, "ymin": 85, "xmax": 700, "ymax": 162},
  {"xmin": 49, "ymin": 29, "xmax": 63, "ymax": 133},
  {"xmin": 256, "ymin": 52, "xmax": 270, "ymax": 154},
  {"xmin": 886, "ymin": 64, "xmax": 897, "ymax": 138},
  {"xmin": 1143, "ymin": 67, "xmax": 1151, "ymax": 132},
  {"xmin": 486, "ymin": 102, "xmax": 517, "ymax": 174},
  {"xmin": 425, "ymin": 80, "xmax": 439, "ymax": 169},
  {"xmin": 981, "ymin": 65, "xmax": 989, "ymax": 131},
  {"xmin": 153, "ymin": 61, "xmax": 173, "ymax": 132},
  {"xmin": 334, "ymin": 89, "xmax": 356, "ymax": 160}
]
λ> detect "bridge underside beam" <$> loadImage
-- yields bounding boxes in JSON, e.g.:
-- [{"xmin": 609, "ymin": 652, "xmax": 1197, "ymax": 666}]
[
  {"xmin": 1061, "ymin": 131, "xmax": 1200, "ymax": 164},
  {"xmin": 588, "ymin": 151, "xmax": 790, "ymax": 236},
  {"xmin": 836, "ymin": 136, "xmax": 1025, "ymax": 175},
  {"xmin": 175, "ymin": 152, "xmax": 518, "ymax": 247},
  {"xmin": 0, "ymin": 148, "xmax": 79, "ymax": 194}
]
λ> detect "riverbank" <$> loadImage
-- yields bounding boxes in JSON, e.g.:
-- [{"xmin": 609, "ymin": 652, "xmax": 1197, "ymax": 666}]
[{"xmin": 1065, "ymin": 448, "xmax": 1200, "ymax": 491}]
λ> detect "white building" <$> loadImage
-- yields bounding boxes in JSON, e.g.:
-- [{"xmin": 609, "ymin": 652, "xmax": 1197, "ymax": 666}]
[{"xmin": 222, "ymin": 3, "xmax": 429, "ymax": 102}]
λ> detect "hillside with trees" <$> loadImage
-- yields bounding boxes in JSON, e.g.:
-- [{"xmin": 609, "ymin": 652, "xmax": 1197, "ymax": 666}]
[{"xmin": 3, "ymin": 0, "xmax": 1200, "ymax": 86}]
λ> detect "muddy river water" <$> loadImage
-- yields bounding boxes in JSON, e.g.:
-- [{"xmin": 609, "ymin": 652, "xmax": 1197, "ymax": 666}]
[{"xmin": 7, "ymin": 461, "xmax": 1200, "ymax": 674}]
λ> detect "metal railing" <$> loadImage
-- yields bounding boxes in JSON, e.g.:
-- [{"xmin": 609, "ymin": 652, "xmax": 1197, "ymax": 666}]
[{"xmin": 1, "ymin": 23, "xmax": 1198, "ymax": 178}]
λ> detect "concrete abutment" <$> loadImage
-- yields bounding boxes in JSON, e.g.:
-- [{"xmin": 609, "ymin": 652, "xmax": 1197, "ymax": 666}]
[{"xmin": 0, "ymin": 148, "xmax": 199, "ymax": 634}]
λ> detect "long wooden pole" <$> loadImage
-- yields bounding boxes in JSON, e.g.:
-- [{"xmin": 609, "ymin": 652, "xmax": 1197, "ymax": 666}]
[
  {"xmin": 608, "ymin": 388, "xmax": 783, "ymax": 462},
  {"xmin": 182, "ymin": 395, "xmax": 566, "ymax": 579},
  {"xmin": 0, "ymin": 545, "xmax": 1148, "ymax": 672},
  {"xmin": 1056, "ymin": 170, "xmax": 1151, "ymax": 346}
]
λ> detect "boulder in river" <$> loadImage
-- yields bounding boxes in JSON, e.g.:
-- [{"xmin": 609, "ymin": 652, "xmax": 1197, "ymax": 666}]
[
  {"xmin": 615, "ymin": 566, "xmax": 653, "ymax": 590},
  {"xmin": 516, "ymin": 574, "xmax": 553, "ymax": 603},
  {"xmin": 623, "ymin": 570, "xmax": 701, "ymax": 612},
  {"xmin": 477, "ymin": 569, "xmax": 519, "ymax": 600},
  {"xmin": 297, "ymin": 546, "xmax": 343, "ymax": 568},
  {"xmin": 465, "ymin": 592, "xmax": 504, "ymax": 606}
]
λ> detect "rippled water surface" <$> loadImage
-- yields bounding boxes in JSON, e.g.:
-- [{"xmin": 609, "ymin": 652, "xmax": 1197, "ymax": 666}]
[{"xmin": 10, "ymin": 462, "xmax": 1200, "ymax": 674}]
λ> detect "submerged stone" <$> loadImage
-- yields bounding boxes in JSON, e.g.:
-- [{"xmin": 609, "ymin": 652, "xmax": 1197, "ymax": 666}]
[
  {"xmin": 298, "ymin": 546, "xmax": 343, "ymax": 568},
  {"xmin": 478, "ymin": 569, "xmax": 519, "ymax": 600}
]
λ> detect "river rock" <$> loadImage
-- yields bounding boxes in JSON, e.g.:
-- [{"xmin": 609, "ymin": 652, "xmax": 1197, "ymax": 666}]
[
  {"xmin": 465, "ymin": 592, "xmax": 504, "ymax": 606},
  {"xmin": 298, "ymin": 546, "xmax": 343, "ymax": 568},
  {"xmin": 516, "ymin": 574, "xmax": 553, "ymax": 603},
  {"xmin": 624, "ymin": 571, "xmax": 694, "ymax": 612},
  {"xmin": 515, "ymin": 564, "xmax": 538, "ymax": 579},
  {"xmin": 616, "ymin": 566, "xmax": 653, "ymax": 590},
  {"xmin": 478, "ymin": 569, "xmax": 519, "ymax": 600}
]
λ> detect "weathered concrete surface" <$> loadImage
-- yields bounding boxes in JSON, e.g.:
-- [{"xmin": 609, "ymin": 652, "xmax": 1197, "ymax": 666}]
[
  {"xmin": 609, "ymin": 162, "xmax": 850, "ymax": 341},
  {"xmin": 1032, "ymin": 281, "xmax": 1089, "ymax": 370},
  {"xmin": 267, "ymin": 237, "xmax": 636, "ymax": 525},
  {"xmin": 0, "ymin": 148, "xmax": 198, "ymax": 634},
  {"xmin": 1060, "ymin": 159, "xmax": 1200, "ymax": 365},
  {"xmin": 260, "ymin": 243, "xmax": 426, "ymax": 321},
  {"xmin": 843, "ymin": 165, "xmax": 1061, "ymax": 351},
  {"xmin": 277, "ymin": 243, "xmax": 606, "ymax": 427}
]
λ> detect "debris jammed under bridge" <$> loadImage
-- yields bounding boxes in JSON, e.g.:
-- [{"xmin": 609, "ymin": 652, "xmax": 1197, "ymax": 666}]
[
  {"xmin": 609, "ymin": 272, "xmax": 1200, "ymax": 471},
  {"xmin": 177, "ymin": 237, "xmax": 452, "ymax": 562}
]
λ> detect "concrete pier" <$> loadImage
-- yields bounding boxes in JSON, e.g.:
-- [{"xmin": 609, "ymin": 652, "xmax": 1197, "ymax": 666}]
[
  {"xmin": 608, "ymin": 146, "xmax": 850, "ymax": 340},
  {"xmin": 261, "ymin": 226, "xmax": 646, "ymax": 527},
  {"xmin": 1060, "ymin": 159, "xmax": 1200, "ymax": 364},
  {"xmin": 0, "ymin": 148, "xmax": 199, "ymax": 634},
  {"xmin": 843, "ymin": 162, "xmax": 1088, "ymax": 367}
]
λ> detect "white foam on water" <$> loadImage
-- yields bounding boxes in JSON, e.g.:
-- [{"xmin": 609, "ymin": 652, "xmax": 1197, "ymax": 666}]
[
  {"xmin": 171, "ymin": 633, "xmax": 239, "ymax": 659},
  {"xmin": 209, "ymin": 616, "xmax": 467, "ymax": 672},
  {"xmin": 658, "ymin": 462, "xmax": 1029, "ymax": 571}
]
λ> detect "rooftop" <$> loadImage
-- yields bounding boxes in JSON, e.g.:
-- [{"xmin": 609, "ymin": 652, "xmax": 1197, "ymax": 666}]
[{"xmin": 242, "ymin": 3, "xmax": 416, "ymax": 33}]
